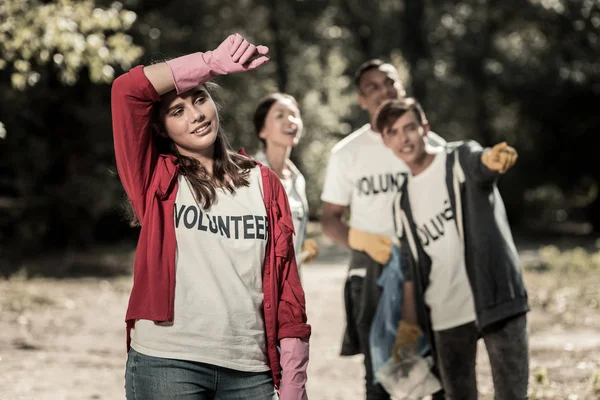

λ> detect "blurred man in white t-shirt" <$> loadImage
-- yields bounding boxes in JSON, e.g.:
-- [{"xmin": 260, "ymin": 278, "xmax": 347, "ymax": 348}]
[{"xmin": 320, "ymin": 60, "xmax": 444, "ymax": 400}]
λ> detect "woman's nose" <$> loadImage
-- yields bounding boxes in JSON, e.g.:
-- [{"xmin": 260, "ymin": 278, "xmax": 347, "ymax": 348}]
[{"xmin": 193, "ymin": 109, "xmax": 205, "ymax": 122}]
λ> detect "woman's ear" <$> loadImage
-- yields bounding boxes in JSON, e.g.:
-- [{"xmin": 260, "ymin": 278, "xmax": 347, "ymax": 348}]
[{"xmin": 258, "ymin": 128, "xmax": 268, "ymax": 141}]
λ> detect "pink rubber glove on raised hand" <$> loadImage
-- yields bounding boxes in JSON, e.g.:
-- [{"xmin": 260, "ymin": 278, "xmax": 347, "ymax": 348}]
[
  {"xmin": 279, "ymin": 337, "xmax": 309, "ymax": 400},
  {"xmin": 166, "ymin": 33, "xmax": 269, "ymax": 94}
]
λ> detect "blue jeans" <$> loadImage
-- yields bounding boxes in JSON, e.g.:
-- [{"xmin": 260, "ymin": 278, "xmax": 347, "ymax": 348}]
[{"xmin": 125, "ymin": 348, "xmax": 278, "ymax": 400}]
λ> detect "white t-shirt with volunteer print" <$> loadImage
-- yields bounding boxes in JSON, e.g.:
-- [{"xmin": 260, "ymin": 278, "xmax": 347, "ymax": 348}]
[
  {"xmin": 407, "ymin": 151, "xmax": 476, "ymax": 331},
  {"xmin": 321, "ymin": 124, "xmax": 410, "ymax": 239},
  {"xmin": 322, "ymin": 124, "xmax": 445, "ymax": 239},
  {"xmin": 254, "ymin": 150, "xmax": 308, "ymax": 259},
  {"xmin": 130, "ymin": 167, "xmax": 270, "ymax": 372}
]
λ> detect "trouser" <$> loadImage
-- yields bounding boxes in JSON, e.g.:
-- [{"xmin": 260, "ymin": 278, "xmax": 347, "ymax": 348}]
[
  {"xmin": 433, "ymin": 313, "xmax": 529, "ymax": 400},
  {"xmin": 344, "ymin": 250, "xmax": 390, "ymax": 400},
  {"xmin": 348, "ymin": 275, "xmax": 391, "ymax": 400},
  {"xmin": 125, "ymin": 348, "xmax": 277, "ymax": 400}
]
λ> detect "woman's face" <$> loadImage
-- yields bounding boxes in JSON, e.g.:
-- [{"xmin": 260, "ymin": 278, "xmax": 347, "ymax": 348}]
[
  {"xmin": 259, "ymin": 98, "xmax": 303, "ymax": 148},
  {"xmin": 159, "ymin": 86, "xmax": 220, "ymax": 158}
]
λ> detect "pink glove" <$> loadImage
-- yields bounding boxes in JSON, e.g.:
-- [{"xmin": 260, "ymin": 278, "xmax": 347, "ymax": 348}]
[
  {"xmin": 166, "ymin": 33, "xmax": 269, "ymax": 94},
  {"xmin": 279, "ymin": 338, "xmax": 309, "ymax": 400}
]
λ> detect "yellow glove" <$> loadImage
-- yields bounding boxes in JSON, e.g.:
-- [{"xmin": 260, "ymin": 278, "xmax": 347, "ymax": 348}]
[
  {"xmin": 300, "ymin": 238, "xmax": 319, "ymax": 264},
  {"xmin": 348, "ymin": 228, "xmax": 393, "ymax": 265},
  {"xmin": 392, "ymin": 320, "xmax": 422, "ymax": 362},
  {"xmin": 481, "ymin": 142, "xmax": 518, "ymax": 174}
]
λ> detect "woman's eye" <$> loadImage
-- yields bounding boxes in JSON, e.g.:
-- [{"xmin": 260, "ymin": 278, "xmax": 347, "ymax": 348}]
[
  {"xmin": 172, "ymin": 109, "xmax": 183, "ymax": 117},
  {"xmin": 194, "ymin": 97, "xmax": 206, "ymax": 104}
]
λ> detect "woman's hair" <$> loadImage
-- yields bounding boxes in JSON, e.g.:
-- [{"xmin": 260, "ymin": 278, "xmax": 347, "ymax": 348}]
[
  {"xmin": 253, "ymin": 93, "xmax": 299, "ymax": 147},
  {"xmin": 126, "ymin": 82, "xmax": 255, "ymax": 227}
]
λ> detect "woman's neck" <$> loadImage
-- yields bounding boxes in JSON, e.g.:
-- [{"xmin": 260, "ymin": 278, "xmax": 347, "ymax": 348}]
[
  {"xmin": 199, "ymin": 158, "xmax": 214, "ymax": 176},
  {"xmin": 264, "ymin": 144, "xmax": 292, "ymax": 179}
]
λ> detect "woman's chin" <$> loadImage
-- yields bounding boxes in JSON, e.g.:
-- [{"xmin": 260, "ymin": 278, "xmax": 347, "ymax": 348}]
[
  {"xmin": 195, "ymin": 130, "xmax": 218, "ymax": 146},
  {"xmin": 176, "ymin": 135, "xmax": 218, "ymax": 157}
]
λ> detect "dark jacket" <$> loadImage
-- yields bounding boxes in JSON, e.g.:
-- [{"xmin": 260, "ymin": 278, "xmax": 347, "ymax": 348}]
[{"xmin": 393, "ymin": 141, "xmax": 529, "ymax": 354}]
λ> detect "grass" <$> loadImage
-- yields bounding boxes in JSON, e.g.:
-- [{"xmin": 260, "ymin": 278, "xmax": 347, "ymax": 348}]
[
  {"xmin": 0, "ymin": 281, "xmax": 56, "ymax": 313},
  {"xmin": 522, "ymin": 245, "xmax": 600, "ymax": 399}
]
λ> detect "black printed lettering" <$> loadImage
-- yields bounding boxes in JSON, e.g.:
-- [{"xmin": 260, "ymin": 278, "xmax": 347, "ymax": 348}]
[
  {"xmin": 416, "ymin": 198, "xmax": 456, "ymax": 247},
  {"xmin": 359, "ymin": 177, "xmax": 371, "ymax": 195},
  {"xmin": 379, "ymin": 174, "xmax": 389, "ymax": 193},
  {"xmin": 218, "ymin": 216, "xmax": 230, "ymax": 238},
  {"xmin": 424, "ymin": 224, "xmax": 439, "ymax": 241},
  {"xmin": 417, "ymin": 226, "xmax": 430, "ymax": 246},
  {"xmin": 443, "ymin": 200, "xmax": 454, "ymax": 221},
  {"xmin": 197, "ymin": 210, "xmax": 208, "ymax": 231},
  {"xmin": 243, "ymin": 215, "xmax": 255, "ymax": 239},
  {"xmin": 174, "ymin": 204, "xmax": 185, "ymax": 227},
  {"xmin": 231, "ymin": 216, "xmax": 242, "ymax": 238},
  {"xmin": 255, "ymin": 216, "xmax": 265, "ymax": 240},
  {"xmin": 371, "ymin": 177, "xmax": 379, "ymax": 194},
  {"xmin": 183, "ymin": 206, "xmax": 198, "ymax": 229},
  {"xmin": 357, "ymin": 172, "xmax": 405, "ymax": 196},
  {"xmin": 432, "ymin": 215, "xmax": 445, "ymax": 236},
  {"xmin": 390, "ymin": 174, "xmax": 400, "ymax": 192},
  {"xmin": 174, "ymin": 203, "xmax": 267, "ymax": 241},
  {"xmin": 207, "ymin": 214, "xmax": 218, "ymax": 234}
]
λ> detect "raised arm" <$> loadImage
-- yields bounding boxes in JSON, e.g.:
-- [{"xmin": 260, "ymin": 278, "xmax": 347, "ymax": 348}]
[
  {"xmin": 112, "ymin": 33, "xmax": 269, "ymax": 221},
  {"xmin": 460, "ymin": 140, "xmax": 517, "ymax": 186},
  {"xmin": 162, "ymin": 33, "xmax": 269, "ymax": 95},
  {"xmin": 481, "ymin": 141, "xmax": 518, "ymax": 174},
  {"xmin": 111, "ymin": 66, "xmax": 162, "ymax": 221}
]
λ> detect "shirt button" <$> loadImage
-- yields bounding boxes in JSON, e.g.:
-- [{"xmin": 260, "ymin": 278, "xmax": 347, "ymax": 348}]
[{"xmin": 265, "ymin": 303, "xmax": 271, "ymax": 309}]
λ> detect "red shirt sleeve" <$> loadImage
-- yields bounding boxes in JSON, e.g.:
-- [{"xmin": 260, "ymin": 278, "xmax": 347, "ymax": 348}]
[
  {"xmin": 111, "ymin": 65, "xmax": 161, "ymax": 221},
  {"xmin": 271, "ymin": 173, "xmax": 311, "ymax": 340}
]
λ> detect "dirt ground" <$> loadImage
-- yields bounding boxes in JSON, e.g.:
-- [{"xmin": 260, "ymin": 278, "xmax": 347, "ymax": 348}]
[{"xmin": 1, "ymin": 237, "xmax": 599, "ymax": 400}]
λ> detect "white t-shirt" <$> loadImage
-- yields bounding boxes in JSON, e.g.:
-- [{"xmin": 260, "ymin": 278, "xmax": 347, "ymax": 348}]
[
  {"xmin": 254, "ymin": 150, "xmax": 308, "ymax": 257},
  {"xmin": 131, "ymin": 167, "xmax": 270, "ymax": 372},
  {"xmin": 408, "ymin": 151, "xmax": 476, "ymax": 331},
  {"xmin": 321, "ymin": 124, "xmax": 410, "ymax": 239}
]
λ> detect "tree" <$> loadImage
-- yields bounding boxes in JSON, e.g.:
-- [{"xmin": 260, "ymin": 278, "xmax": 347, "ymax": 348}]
[
  {"xmin": 0, "ymin": 0, "xmax": 142, "ymax": 89},
  {"xmin": 0, "ymin": 0, "xmax": 143, "ymax": 277}
]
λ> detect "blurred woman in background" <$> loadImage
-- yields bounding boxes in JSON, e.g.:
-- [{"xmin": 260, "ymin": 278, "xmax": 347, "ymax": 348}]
[{"xmin": 253, "ymin": 93, "xmax": 319, "ymax": 269}]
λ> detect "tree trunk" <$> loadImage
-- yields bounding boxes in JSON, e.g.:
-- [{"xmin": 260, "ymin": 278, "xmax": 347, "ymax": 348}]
[
  {"xmin": 267, "ymin": 0, "xmax": 288, "ymax": 91},
  {"xmin": 401, "ymin": 0, "xmax": 430, "ymax": 101}
]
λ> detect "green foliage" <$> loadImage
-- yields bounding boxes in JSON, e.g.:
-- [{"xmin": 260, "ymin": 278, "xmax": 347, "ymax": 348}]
[
  {"xmin": 1, "ymin": 0, "xmax": 600, "ymax": 277},
  {"xmin": 591, "ymin": 369, "xmax": 600, "ymax": 397},
  {"xmin": 534, "ymin": 366, "xmax": 550, "ymax": 385},
  {"xmin": 0, "ymin": 0, "xmax": 143, "ymax": 88},
  {"xmin": 0, "ymin": 0, "xmax": 144, "ymax": 276},
  {"xmin": 538, "ymin": 245, "xmax": 600, "ymax": 273}
]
